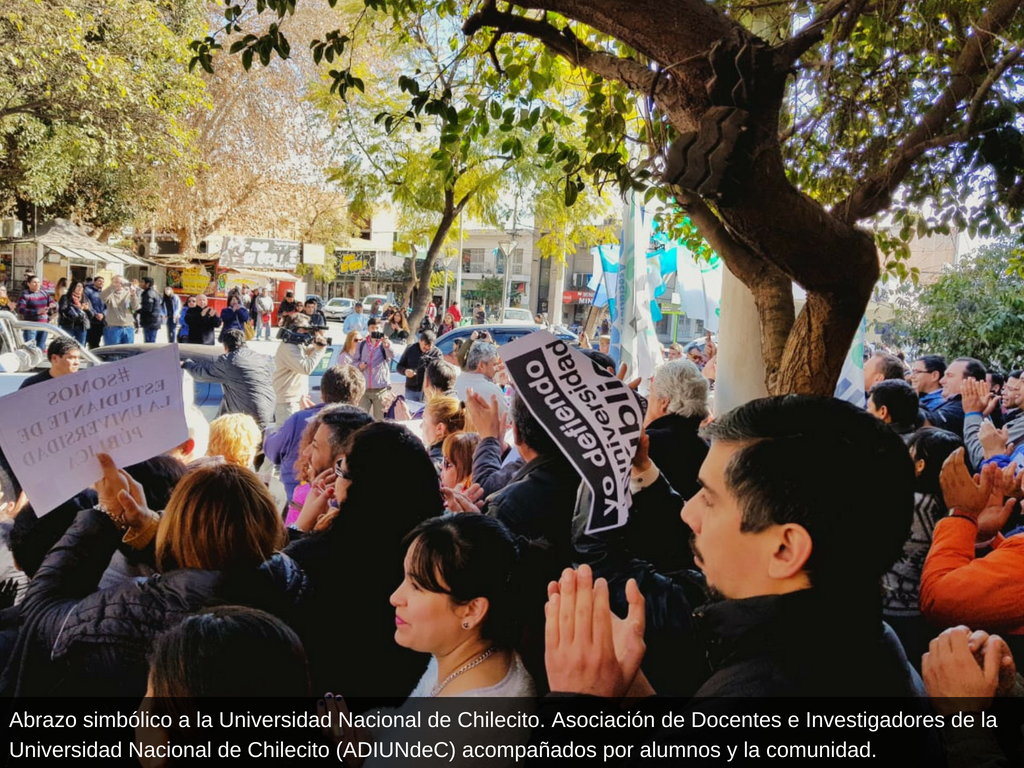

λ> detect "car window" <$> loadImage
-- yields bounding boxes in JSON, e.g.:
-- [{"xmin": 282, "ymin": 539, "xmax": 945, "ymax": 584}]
[{"xmin": 312, "ymin": 347, "xmax": 336, "ymax": 375}]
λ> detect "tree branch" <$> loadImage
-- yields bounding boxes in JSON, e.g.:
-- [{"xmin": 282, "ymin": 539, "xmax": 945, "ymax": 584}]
[
  {"xmin": 466, "ymin": 2, "xmax": 712, "ymax": 123},
  {"xmin": 773, "ymin": 0, "xmax": 858, "ymax": 66},
  {"xmin": 834, "ymin": 0, "xmax": 1024, "ymax": 223}
]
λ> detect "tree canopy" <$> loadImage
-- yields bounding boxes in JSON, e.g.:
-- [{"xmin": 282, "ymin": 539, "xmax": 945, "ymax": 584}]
[
  {"xmin": 0, "ymin": 0, "xmax": 208, "ymax": 230},
  {"xmin": 194, "ymin": 0, "xmax": 1023, "ymax": 394},
  {"xmin": 883, "ymin": 239, "xmax": 1024, "ymax": 371}
]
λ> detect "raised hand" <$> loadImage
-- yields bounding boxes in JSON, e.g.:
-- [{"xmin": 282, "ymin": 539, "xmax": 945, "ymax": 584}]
[
  {"xmin": 544, "ymin": 565, "xmax": 646, "ymax": 698},
  {"xmin": 464, "ymin": 388, "xmax": 502, "ymax": 440},
  {"xmin": 961, "ymin": 378, "xmax": 993, "ymax": 416},
  {"xmin": 978, "ymin": 420, "xmax": 1011, "ymax": 460},
  {"xmin": 939, "ymin": 448, "xmax": 996, "ymax": 517}
]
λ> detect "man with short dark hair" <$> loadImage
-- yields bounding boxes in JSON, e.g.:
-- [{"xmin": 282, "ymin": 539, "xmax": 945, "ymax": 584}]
[
  {"xmin": 19, "ymin": 338, "xmax": 80, "ymax": 389},
  {"xmin": 182, "ymin": 329, "xmax": 275, "ymax": 429},
  {"xmin": 864, "ymin": 352, "xmax": 906, "ymax": 393},
  {"xmin": 546, "ymin": 396, "xmax": 924, "ymax": 708},
  {"xmin": 137, "ymin": 277, "xmax": 163, "ymax": 343},
  {"xmin": 264, "ymin": 364, "xmax": 366, "ymax": 502},
  {"xmin": 396, "ymin": 329, "xmax": 442, "ymax": 403},
  {"xmin": 303, "ymin": 298, "xmax": 326, "ymax": 328},
  {"xmin": 867, "ymin": 379, "xmax": 920, "ymax": 440},
  {"xmin": 83, "ymin": 276, "xmax": 106, "ymax": 349},
  {"xmin": 482, "ymin": 394, "xmax": 581, "ymax": 564},
  {"xmin": 927, "ymin": 356, "xmax": 986, "ymax": 436},
  {"xmin": 909, "ymin": 355, "xmax": 946, "ymax": 411}
]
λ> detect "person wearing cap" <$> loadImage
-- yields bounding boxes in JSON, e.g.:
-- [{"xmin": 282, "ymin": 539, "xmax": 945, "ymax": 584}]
[
  {"xmin": 137, "ymin": 276, "xmax": 164, "ymax": 343},
  {"xmin": 278, "ymin": 291, "xmax": 300, "ymax": 324}
]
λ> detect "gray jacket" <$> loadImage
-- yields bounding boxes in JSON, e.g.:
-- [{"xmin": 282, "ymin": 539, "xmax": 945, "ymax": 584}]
[
  {"xmin": 184, "ymin": 347, "xmax": 276, "ymax": 428},
  {"xmin": 964, "ymin": 411, "xmax": 1024, "ymax": 470}
]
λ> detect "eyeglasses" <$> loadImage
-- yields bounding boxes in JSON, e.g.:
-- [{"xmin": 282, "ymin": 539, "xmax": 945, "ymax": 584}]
[
  {"xmin": 334, "ymin": 458, "xmax": 350, "ymax": 479},
  {"xmin": 910, "ymin": 368, "xmax": 928, "ymax": 375}
]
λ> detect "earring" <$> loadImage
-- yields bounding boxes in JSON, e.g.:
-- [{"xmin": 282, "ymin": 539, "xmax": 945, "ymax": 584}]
[{"xmin": 462, "ymin": 622, "xmax": 470, "ymax": 629}]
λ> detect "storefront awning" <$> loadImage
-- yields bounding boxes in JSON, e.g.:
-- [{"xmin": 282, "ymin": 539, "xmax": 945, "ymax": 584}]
[
  {"xmin": 48, "ymin": 245, "xmax": 99, "ymax": 263},
  {"xmin": 230, "ymin": 268, "xmax": 298, "ymax": 281}
]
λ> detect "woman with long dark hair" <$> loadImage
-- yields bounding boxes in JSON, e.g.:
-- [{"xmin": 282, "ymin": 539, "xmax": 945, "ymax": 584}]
[
  {"xmin": 57, "ymin": 280, "xmax": 94, "ymax": 345},
  {"xmin": 285, "ymin": 421, "xmax": 443, "ymax": 702}
]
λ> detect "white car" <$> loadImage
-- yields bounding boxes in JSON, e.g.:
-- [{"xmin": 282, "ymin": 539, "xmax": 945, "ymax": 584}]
[
  {"xmin": 323, "ymin": 297, "xmax": 356, "ymax": 321},
  {"xmin": 361, "ymin": 294, "xmax": 389, "ymax": 312},
  {"xmin": 500, "ymin": 307, "xmax": 535, "ymax": 324}
]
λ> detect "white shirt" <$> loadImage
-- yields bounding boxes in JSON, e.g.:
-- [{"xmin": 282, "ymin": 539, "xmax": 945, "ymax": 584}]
[{"xmin": 454, "ymin": 371, "xmax": 508, "ymax": 418}]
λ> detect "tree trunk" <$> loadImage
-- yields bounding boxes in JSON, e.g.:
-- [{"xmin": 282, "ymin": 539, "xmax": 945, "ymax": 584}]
[
  {"xmin": 407, "ymin": 190, "xmax": 463, "ymax": 330},
  {"xmin": 468, "ymin": 0, "xmax": 1013, "ymax": 397}
]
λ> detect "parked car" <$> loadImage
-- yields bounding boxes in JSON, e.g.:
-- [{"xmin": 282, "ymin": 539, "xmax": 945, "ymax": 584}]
[
  {"xmin": 360, "ymin": 294, "xmax": 389, "ymax": 312},
  {"xmin": 433, "ymin": 324, "xmax": 576, "ymax": 356},
  {"xmin": 323, "ymin": 297, "xmax": 356, "ymax": 321},
  {"xmin": 500, "ymin": 307, "xmax": 535, "ymax": 324},
  {"xmin": 303, "ymin": 294, "xmax": 325, "ymax": 310}
]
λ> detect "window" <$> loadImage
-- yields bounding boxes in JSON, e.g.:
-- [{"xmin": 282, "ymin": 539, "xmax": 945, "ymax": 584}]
[{"xmin": 463, "ymin": 248, "xmax": 486, "ymax": 272}]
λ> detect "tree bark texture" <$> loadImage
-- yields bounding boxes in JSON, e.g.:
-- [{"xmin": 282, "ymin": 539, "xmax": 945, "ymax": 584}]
[{"xmin": 469, "ymin": 0, "xmax": 1023, "ymax": 397}]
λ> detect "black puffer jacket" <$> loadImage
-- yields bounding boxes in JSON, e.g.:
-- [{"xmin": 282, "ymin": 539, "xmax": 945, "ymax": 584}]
[{"xmin": 5, "ymin": 509, "xmax": 308, "ymax": 697}]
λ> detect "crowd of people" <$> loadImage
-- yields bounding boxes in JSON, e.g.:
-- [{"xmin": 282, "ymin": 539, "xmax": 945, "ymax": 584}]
[{"xmin": 2, "ymin": 275, "xmax": 1024, "ymax": 765}]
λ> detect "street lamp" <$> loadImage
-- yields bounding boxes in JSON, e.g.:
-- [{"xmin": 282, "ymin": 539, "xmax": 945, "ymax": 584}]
[{"xmin": 497, "ymin": 233, "xmax": 518, "ymax": 322}]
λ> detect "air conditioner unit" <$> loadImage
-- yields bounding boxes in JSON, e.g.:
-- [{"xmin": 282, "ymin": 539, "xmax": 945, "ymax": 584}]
[{"xmin": 1, "ymin": 219, "xmax": 23, "ymax": 239}]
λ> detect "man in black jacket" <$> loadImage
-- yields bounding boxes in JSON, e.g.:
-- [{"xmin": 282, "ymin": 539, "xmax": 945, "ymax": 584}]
[
  {"xmin": 182, "ymin": 330, "xmax": 276, "ymax": 429},
  {"xmin": 482, "ymin": 394, "xmax": 581, "ymax": 565},
  {"xmin": 396, "ymin": 329, "xmax": 442, "ymax": 403},
  {"xmin": 137, "ymin": 276, "xmax": 163, "ymax": 343},
  {"xmin": 926, "ymin": 356, "xmax": 986, "ymax": 437},
  {"xmin": 544, "ymin": 397, "xmax": 928, "ymax": 720}
]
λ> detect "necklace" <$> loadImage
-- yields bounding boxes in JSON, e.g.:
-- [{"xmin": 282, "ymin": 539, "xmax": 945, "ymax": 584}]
[{"xmin": 430, "ymin": 647, "xmax": 495, "ymax": 697}]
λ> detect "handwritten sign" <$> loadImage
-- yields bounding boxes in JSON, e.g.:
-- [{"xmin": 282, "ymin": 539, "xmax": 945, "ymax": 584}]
[
  {"xmin": 502, "ymin": 331, "xmax": 643, "ymax": 533},
  {"xmin": 0, "ymin": 346, "xmax": 188, "ymax": 515}
]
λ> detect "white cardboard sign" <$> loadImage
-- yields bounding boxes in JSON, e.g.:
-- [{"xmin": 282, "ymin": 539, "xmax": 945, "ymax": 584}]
[{"xmin": 0, "ymin": 345, "xmax": 188, "ymax": 514}]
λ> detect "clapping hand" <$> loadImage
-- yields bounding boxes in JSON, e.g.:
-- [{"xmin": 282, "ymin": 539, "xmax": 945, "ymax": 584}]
[
  {"xmin": 544, "ymin": 565, "xmax": 646, "ymax": 698},
  {"xmin": 923, "ymin": 626, "xmax": 1015, "ymax": 713},
  {"xmin": 962, "ymin": 378, "xmax": 995, "ymax": 416},
  {"xmin": 293, "ymin": 468, "xmax": 336, "ymax": 533},
  {"xmin": 939, "ymin": 448, "xmax": 997, "ymax": 517},
  {"xmin": 442, "ymin": 483, "xmax": 484, "ymax": 513},
  {"xmin": 464, "ymin": 389, "xmax": 504, "ymax": 440},
  {"xmin": 978, "ymin": 420, "xmax": 1011, "ymax": 460}
]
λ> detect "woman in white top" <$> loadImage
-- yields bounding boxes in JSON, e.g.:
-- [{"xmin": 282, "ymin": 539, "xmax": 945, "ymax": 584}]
[
  {"xmin": 323, "ymin": 512, "xmax": 543, "ymax": 767},
  {"xmin": 392, "ymin": 513, "xmax": 536, "ymax": 698}
]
